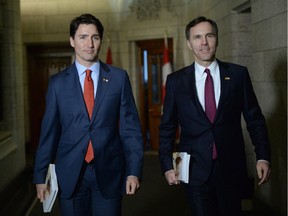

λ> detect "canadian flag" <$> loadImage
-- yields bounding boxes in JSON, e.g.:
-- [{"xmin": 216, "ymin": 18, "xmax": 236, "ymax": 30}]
[
  {"xmin": 162, "ymin": 35, "xmax": 172, "ymax": 102},
  {"xmin": 162, "ymin": 35, "xmax": 179, "ymax": 141},
  {"xmin": 106, "ymin": 46, "xmax": 113, "ymax": 65}
]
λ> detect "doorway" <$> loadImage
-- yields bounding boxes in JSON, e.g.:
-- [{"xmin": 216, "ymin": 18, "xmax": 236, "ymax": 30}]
[
  {"xmin": 136, "ymin": 38, "xmax": 173, "ymax": 150},
  {"xmin": 27, "ymin": 44, "xmax": 73, "ymax": 153}
]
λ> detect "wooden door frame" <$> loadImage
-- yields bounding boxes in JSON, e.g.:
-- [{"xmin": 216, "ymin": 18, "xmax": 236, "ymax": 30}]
[{"xmin": 136, "ymin": 38, "xmax": 173, "ymax": 150}]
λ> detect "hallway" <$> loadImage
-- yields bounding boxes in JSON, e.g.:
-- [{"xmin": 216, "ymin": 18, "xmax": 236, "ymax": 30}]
[
  {"xmin": 26, "ymin": 151, "xmax": 190, "ymax": 216},
  {"xmin": 25, "ymin": 152, "xmax": 256, "ymax": 216},
  {"xmin": 0, "ymin": 1, "xmax": 286, "ymax": 215}
]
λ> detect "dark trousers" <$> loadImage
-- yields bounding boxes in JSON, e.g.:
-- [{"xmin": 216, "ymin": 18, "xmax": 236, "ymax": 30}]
[
  {"xmin": 59, "ymin": 162, "xmax": 122, "ymax": 216},
  {"xmin": 183, "ymin": 160, "xmax": 241, "ymax": 216}
]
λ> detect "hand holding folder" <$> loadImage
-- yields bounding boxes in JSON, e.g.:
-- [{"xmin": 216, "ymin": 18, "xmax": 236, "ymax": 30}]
[
  {"xmin": 42, "ymin": 164, "xmax": 58, "ymax": 213},
  {"xmin": 172, "ymin": 152, "xmax": 190, "ymax": 183}
]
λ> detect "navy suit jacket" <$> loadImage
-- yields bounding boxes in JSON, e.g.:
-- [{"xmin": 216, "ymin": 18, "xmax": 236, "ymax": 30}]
[
  {"xmin": 159, "ymin": 59, "xmax": 271, "ymax": 187},
  {"xmin": 33, "ymin": 61, "xmax": 143, "ymax": 199}
]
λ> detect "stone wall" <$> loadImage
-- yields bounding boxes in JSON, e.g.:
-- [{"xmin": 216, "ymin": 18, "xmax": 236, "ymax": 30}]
[{"xmin": 0, "ymin": 0, "xmax": 26, "ymax": 194}]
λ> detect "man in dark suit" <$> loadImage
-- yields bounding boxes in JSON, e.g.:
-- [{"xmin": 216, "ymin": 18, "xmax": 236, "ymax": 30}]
[
  {"xmin": 159, "ymin": 16, "xmax": 271, "ymax": 216},
  {"xmin": 33, "ymin": 14, "xmax": 143, "ymax": 216}
]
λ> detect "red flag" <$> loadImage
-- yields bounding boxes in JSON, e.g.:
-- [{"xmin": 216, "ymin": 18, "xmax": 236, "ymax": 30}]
[
  {"xmin": 106, "ymin": 46, "xmax": 113, "ymax": 65},
  {"xmin": 162, "ymin": 36, "xmax": 172, "ymax": 102},
  {"xmin": 162, "ymin": 35, "xmax": 179, "ymax": 141}
]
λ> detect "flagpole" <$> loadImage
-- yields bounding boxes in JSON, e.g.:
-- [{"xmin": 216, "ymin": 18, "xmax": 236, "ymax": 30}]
[{"xmin": 164, "ymin": 30, "xmax": 168, "ymax": 48}]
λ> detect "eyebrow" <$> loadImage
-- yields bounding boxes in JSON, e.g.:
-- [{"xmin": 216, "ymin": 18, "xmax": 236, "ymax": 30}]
[
  {"xmin": 192, "ymin": 32, "xmax": 215, "ymax": 38},
  {"xmin": 77, "ymin": 33, "xmax": 100, "ymax": 37}
]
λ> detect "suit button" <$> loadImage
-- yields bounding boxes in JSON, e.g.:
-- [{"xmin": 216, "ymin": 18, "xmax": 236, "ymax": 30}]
[{"xmin": 208, "ymin": 145, "xmax": 212, "ymax": 149}]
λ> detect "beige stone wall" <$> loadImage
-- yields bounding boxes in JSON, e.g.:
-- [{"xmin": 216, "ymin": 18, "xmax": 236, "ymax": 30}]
[
  {"xmin": 250, "ymin": 1, "xmax": 287, "ymax": 212},
  {"xmin": 19, "ymin": 0, "xmax": 287, "ymax": 215},
  {"xmin": 0, "ymin": 0, "xmax": 26, "ymax": 191}
]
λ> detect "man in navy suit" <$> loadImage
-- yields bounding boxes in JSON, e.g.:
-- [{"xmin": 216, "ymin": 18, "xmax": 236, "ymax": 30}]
[
  {"xmin": 33, "ymin": 14, "xmax": 143, "ymax": 216},
  {"xmin": 159, "ymin": 16, "xmax": 271, "ymax": 216}
]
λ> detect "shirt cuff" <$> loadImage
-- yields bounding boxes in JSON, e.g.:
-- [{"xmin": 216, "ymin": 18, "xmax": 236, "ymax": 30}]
[{"xmin": 257, "ymin": 159, "xmax": 270, "ymax": 164}]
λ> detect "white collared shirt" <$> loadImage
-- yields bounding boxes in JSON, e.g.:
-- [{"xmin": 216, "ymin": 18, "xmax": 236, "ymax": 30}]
[
  {"xmin": 76, "ymin": 60, "xmax": 100, "ymax": 98},
  {"xmin": 194, "ymin": 60, "xmax": 221, "ymax": 111}
]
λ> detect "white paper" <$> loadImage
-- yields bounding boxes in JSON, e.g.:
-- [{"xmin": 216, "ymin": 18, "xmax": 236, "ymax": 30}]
[
  {"xmin": 43, "ymin": 164, "xmax": 58, "ymax": 213},
  {"xmin": 172, "ymin": 152, "xmax": 190, "ymax": 183}
]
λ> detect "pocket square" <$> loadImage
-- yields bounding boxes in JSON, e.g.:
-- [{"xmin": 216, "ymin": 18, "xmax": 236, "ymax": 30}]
[{"xmin": 224, "ymin": 77, "xmax": 230, "ymax": 80}]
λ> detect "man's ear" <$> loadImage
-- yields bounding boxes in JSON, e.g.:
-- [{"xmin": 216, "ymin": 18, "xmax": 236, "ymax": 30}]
[
  {"xmin": 70, "ymin": 37, "xmax": 75, "ymax": 47},
  {"xmin": 186, "ymin": 40, "xmax": 192, "ymax": 51}
]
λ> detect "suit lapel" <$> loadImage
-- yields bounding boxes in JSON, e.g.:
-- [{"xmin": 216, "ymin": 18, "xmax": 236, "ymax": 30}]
[
  {"xmin": 215, "ymin": 60, "xmax": 231, "ymax": 121},
  {"xmin": 65, "ymin": 63, "xmax": 88, "ymax": 116},
  {"xmin": 182, "ymin": 60, "xmax": 232, "ymax": 124},
  {"xmin": 182, "ymin": 64, "xmax": 206, "ymax": 116},
  {"xmin": 91, "ymin": 61, "xmax": 111, "ymax": 122}
]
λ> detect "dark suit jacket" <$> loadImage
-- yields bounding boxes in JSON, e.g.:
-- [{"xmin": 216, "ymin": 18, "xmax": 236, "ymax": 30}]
[
  {"xmin": 159, "ymin": 59, "xmax": 270, "ymax": 187},
  {"xmin": 33, "ymin": 61, "xmax": 143, "ymax": 199}
]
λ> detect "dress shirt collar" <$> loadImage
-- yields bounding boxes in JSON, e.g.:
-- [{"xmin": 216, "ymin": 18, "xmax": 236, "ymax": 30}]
[
  {"xmin": 75, "ymin": 59, "xmax": 100, "ymax": 76},
  {"xmin": 194, "ymin": 60, "xmax": 218, "ymax": 81}
]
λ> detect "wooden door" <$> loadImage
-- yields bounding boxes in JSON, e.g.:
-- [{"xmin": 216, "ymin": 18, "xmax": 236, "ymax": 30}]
[
  {"xmin": 27, "ymin": 45, "xmax": 73, "ymax": 153},
  {"xmin": 136, "ymin": 38, "xmax": 173, "ymax": 150}
]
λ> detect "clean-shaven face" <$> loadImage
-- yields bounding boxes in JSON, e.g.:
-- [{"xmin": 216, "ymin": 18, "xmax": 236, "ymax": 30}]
[
  {"xmin": 70, "ymin": 24, "xmax": 102, "ymax": 68},
  {"xmin": 187, "ymin": 21, "xmax": 217, "ymax": 67}
]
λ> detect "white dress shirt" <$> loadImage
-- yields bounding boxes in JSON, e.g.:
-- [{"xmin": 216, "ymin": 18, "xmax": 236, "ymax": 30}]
[
  {"xmin": 76, "ymin": 60, "xmax": 100, "ymax": 98},
  {"xmin": 194, "ymin": 60, "xmax": 221, "ymax": 111}
]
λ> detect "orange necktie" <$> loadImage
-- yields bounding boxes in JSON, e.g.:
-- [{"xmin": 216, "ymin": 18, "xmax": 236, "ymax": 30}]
[{"xmin": 84, "ymin": 69, "xmax": 94, "ymax": 163}]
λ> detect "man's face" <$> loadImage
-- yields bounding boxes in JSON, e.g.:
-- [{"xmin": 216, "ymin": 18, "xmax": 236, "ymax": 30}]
[
  {"xmin": 70, "ymin": 24, "xmax": 102, "ymax": 67},
  {"xmin": 187, "ymin": 21, "xmax": 217, "ymax": 67}
]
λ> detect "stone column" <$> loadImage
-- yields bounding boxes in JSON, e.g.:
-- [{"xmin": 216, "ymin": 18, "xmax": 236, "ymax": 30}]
[{"xmin": 0, "ymin": 0, "xmax": 26, "ymax": 190}]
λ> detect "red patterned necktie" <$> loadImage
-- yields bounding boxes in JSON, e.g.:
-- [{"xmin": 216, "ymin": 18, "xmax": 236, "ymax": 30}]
[
  {"xmin": 204, "ymin": 68, "xmax": 217, "ymax": 160},
  {"xmin": 84, "ymin": 69, "xmax": 94, "ymax": 163}
]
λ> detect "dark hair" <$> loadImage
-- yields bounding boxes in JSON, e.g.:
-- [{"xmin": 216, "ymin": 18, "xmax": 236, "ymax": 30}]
[
  {"xmin": 185, "ymin": 16, "xmax": 218, "ymax": 43},
  {"xmin": 70, "ymin": 14, "xmax": 104, "ymax": 39}
]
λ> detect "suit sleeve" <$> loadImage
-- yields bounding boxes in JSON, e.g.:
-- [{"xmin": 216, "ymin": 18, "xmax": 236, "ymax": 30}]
[
  {"xmin": 33, "ymin": 77, "xmax": 61, "ymax": 184},
  {"xmin": 159, "ymin": 75, "xmax": 179, "ymax": 174},
  {"xmin": 242, "ymin": 68, "xmax": 271, "ymax": 163},
  {"xmin": 119, "ymin": 72, "xmax": 144, "ymax": 179}
]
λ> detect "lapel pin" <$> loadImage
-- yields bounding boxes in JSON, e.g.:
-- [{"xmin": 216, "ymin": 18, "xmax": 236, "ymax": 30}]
[
  {"xmin": 103, "ymin": 78, "xmax": 109, "ymax": 82},
  {"xmin": 224, "ymin": 77, "xmax": 230, "ymax": 80}
]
